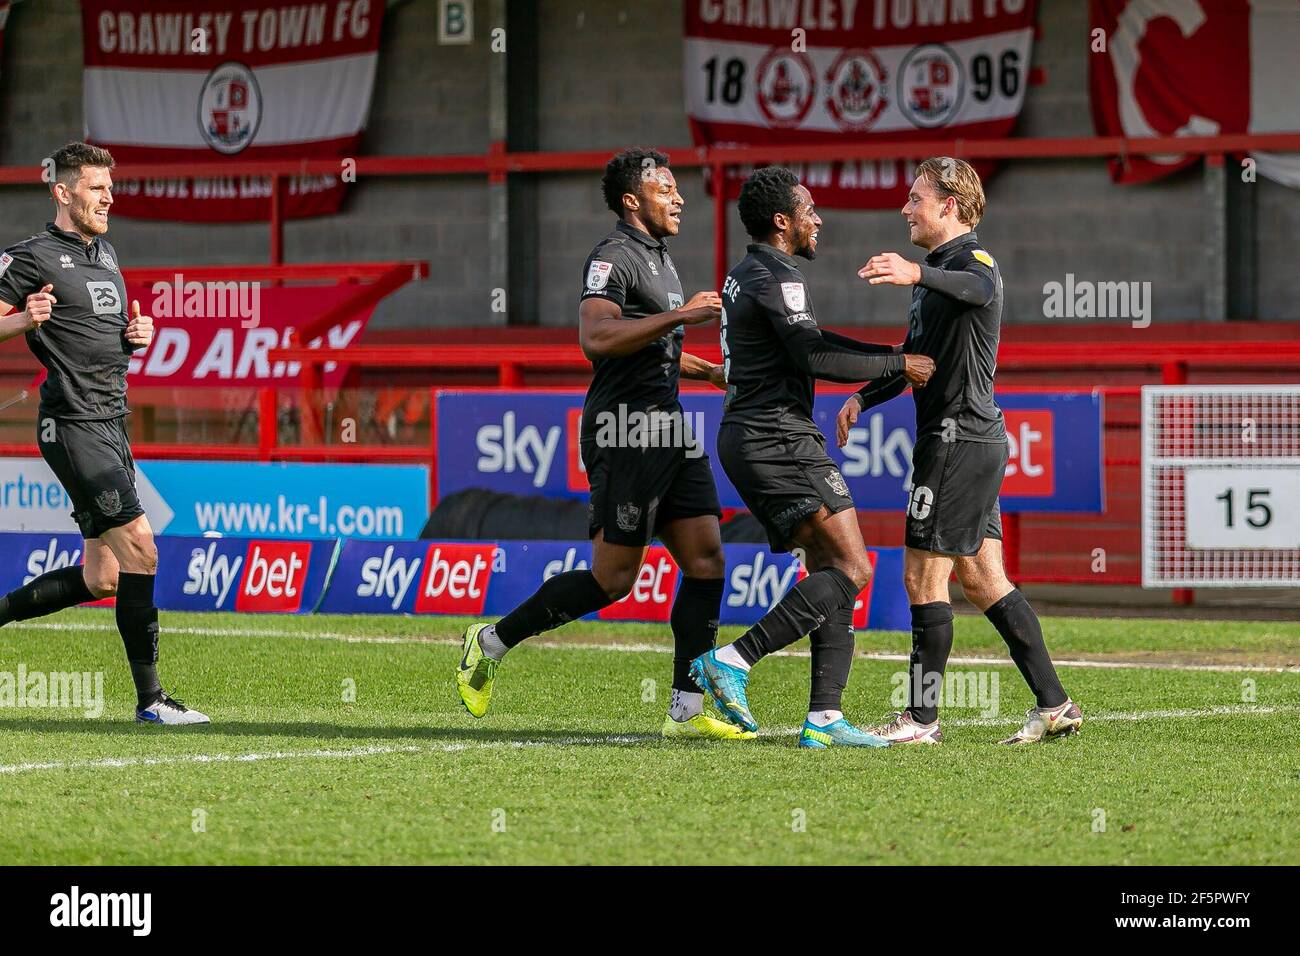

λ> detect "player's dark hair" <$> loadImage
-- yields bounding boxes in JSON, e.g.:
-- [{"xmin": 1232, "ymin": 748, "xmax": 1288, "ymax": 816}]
[
  {"xmin": 49, "ymin": 142, "xmax": 115, "ymax": 190},
  {"xmin": 602, "ymin": 147, "xmax": 670, "ymax": 218},
  {"xmin": 738, "ymin": 166, "xmax": 801, "ymax": 240}
]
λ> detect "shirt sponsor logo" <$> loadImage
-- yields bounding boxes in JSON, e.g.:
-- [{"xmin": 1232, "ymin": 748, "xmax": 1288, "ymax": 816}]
[
  {"xmin": 86, "ymin": 280, "xmax": 122, "ymax": 315},
  {"xmin": 780, "ymin": 282, "xmax": 806, "ymax": 312},
  {"xmin": 586, "ymin": 260, "xmax": 613, "ymax": 291}
]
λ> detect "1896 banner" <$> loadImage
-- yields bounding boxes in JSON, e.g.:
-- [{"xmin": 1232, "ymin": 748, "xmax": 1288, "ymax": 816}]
[{"xmin": 684, "ymin": 0, "xmax": 1039, "ymax": 208}]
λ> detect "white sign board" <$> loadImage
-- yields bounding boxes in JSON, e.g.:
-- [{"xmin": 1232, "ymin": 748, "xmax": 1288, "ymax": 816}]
[{"xmin": 1184, "ymin": 467, "xmax": 1300, "ymax": 550}]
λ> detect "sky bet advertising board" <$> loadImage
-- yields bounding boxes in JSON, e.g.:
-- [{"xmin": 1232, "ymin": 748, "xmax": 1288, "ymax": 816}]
[
  {"xmin": 316, "ymin": 538, "xmax": 911, "ymax": 632},
  {"xmin": 435, "ymin": 389, "xmax": 1104, "ymax": 514},
  {"xmin": 0, "ymin": 533, "xmax": 336, "ymax": 615},
  {"xmin": 0, "ymin": 532, "xmax": 909, "ymax": 630}
]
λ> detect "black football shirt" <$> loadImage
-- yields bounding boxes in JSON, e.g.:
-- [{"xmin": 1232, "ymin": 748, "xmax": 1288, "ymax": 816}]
[
  {"xmin": 0, "ymin": 222, "xmax": 133, "ymax": 421},
  {"xmin": 578, "ymin": 220, "xmax": 685, "ymax": 430}
]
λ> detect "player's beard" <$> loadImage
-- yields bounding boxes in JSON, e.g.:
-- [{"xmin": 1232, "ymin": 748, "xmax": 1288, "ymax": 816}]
[
  {"xmin": 795, "ymin": 228, "xmax": 817, "ymax": 260},
  {"xmin": 71, "ymin": 200, "xmax": 109, "ymax": 238}
]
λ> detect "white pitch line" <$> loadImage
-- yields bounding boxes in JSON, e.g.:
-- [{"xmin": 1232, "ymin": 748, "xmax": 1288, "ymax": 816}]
[
  {"xmin": 0, "ymin": 705, "xmax": 1294, "ymax": 777},
  {"xmin": 12, "ymin": 620, "xmax": 1299, "ymax": 674}
]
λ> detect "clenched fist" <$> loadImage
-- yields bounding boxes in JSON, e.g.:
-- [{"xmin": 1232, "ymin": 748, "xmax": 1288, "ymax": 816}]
[
  {"xmin": 903, "ymin": 353, "xmax": 935, "ymax": 387},
  {"xmin": 124, "ymin": 299, "xmax": 154, "ymax": 349},
  {"xmin": 25, "ymin": 284, "xmax": 56, "ymax": 330},
  {"xmin": 676, "ymin": 291, "xmax": 722, "ymax": 325}
]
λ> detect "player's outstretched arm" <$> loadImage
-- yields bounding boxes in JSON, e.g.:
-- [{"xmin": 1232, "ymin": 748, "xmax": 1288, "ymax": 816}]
[
  {"xmin": 819, "ymin": 328, "xmax": 901, "ymax": 355},
  {"xmin": 578, "ymin": 292, "xmax": 719, "ymax": 360},
  {"xmin": 859, "ymin": 251, "xmax": 995, "ymax": 306},
  {"xmin": 680, "ymin": 350, "xmax": 725, "ymax": 389}
]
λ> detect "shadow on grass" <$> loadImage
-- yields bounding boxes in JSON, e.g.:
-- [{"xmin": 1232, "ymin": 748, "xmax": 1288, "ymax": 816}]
[{"xmin": 0, "ymin": 717, "xmax": 793, "ymax": 748}]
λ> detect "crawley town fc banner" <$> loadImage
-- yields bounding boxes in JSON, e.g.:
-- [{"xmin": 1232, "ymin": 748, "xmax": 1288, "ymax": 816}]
[
  {"xmin": 684, "ymin": 0, "xmax": 1039, "ymax": 208},
  {"xmin": 80, "ymin": 1, "xmax": 384, "ymax": 221},
  {"xmin": 1090, "ymin": 0, "xmax": 1300, "ymax": 190}
]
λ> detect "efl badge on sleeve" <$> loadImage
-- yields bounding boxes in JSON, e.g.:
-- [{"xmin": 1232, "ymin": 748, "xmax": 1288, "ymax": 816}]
[
  {"xmin": 586, "ymin": 260, "xmax": 613, "ymax": 291},
  {"xmin": 780, "ymin": 282, "xmax": 806, "ymax": 312}
]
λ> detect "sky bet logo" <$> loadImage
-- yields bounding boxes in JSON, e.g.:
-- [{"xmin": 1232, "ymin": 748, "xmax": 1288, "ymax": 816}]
[
  {"xmin": 727, "ymin": 550, "xmax": 876, "ymax": 628},
  {"xmin": 354, "ymin": 543, "xmax": 497, "ymax": 614},
  {"xmin": 183, "ymin": 540, "xmax": 311, "ymax": 612},
  {"xmin": 598, "ymin": 546, "xmax": 679, "ymax": 622},
  {"xmin": 475, "ymin": 411, "xmax": 560, "ymax": 489},
  {"xmin": 1001, "ymin": 411, "xmax": 1054, "ymax": 497}
]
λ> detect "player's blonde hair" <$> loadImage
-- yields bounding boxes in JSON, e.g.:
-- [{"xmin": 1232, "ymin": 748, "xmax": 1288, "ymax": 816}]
[{"xmin": 915, "ymin": 157, "xmax": 985, "ymax": 227}]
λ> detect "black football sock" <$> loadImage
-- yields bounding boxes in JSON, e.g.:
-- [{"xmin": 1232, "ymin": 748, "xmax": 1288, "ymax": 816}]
[
  {"xmin": 732, "ymin": 567, "xmax": 858, "ymax": 666},
  {"xmin": 670, "ymin": 576, "xmax": 723, "ymax": 692},
  {"xmin": 115, "ymin": 572, "xmax": 162, "ymax": 708},
  {"xmin": 985, "ymin": 588, "xmax": 1067, "ymax": 708},
  {"xmin": 494, "ymin": 569, "xmax": 612, "ymax": 648},
  {"xmin": 907, "ymin": 602, "xmax": 953, "ymax": 725},
  {"xmin": 0, "ymin": 565, "xmax": 95, "ymax": 625},
  {"xmin": 809, "ymin": 603, "xmax": 854, "ymax": 712}
]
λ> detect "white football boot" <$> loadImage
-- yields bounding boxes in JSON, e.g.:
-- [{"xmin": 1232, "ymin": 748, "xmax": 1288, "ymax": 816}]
[
  {"xmin": 136, "ymin": 693, "xmax": 211, "ymax": 726},
  {"xmin": 864, "ymin": 710, "xmax": 943, "ymax": 744},
  {"xmin": 998, "ymin": 699, "xmax": 1082, "ymax": 744}
]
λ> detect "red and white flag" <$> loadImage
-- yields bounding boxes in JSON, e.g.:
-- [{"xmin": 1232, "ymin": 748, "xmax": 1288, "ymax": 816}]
[
  {"xmin": 683, "ymin": 0, "xmax": 1039, "ymax": 208},
  {"xmin": 81, "ymin": 0, "xmax": 384, "ymax": 221},
  {"xmin": 1090, "ymin": 0, "xmax": 1300, "ymax": 189}
]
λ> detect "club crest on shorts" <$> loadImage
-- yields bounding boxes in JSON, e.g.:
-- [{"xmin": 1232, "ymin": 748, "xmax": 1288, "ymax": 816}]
[
  {"xmin": 0, "ymin": 253, "xmax": 12, "ymax": 279},
  {"xmin": 824, "ymin": 471, "xmax": 849, "ymax": 497},
  {"xmin": 615, "ymin": 502, "xmax": 642, "ymax": 533},
  {"xmin": 95, "ymin": 489, "xmax": 122, "ymax": 517},
  {"xmin": 586, "ymin": 260, "xmax": 613, "ymax": 291},
  {"xmin": 780, "ymin": 282, "xmax": 806, "ymax": 312}
]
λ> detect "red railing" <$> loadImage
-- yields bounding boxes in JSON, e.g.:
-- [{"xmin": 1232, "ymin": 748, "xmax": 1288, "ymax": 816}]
[{"xmin": 4, "ymin": 130, "xmax": 1299, "ymax": 287}]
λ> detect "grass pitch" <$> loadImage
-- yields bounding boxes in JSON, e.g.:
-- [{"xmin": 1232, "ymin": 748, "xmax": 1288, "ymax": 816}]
[{"xmin": 0, "ymin": 608, "xmax": 1296, "ymax": 865}]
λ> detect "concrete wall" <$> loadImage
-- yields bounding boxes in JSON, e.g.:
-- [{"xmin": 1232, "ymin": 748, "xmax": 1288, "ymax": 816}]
[{"xmin": 2, "ymin": 0, "xmax": 1295, "ymax": 329}]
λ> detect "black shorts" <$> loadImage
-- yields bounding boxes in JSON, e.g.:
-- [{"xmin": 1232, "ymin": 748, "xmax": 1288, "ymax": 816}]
[
  {"xmin": 905, "ymin": 435, "xmax": 1008, "ymax": 557},
  {"xmin": 717, "ymin": 416, "xmax": 854, "ymax": 553},
  {"xmin": 582, "ymin": 438, "xmax": 722, "ymax": 547},
  {"xmin": 38, "ymin": 415, "xmax": 144, "ymax": 539}
]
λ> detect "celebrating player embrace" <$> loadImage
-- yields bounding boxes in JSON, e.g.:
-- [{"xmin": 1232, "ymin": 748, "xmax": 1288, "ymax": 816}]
[
  {"xmin": 690, "ymin": 166, "xmax": 934, "ymax": 747},
  {"xmin": 456, "ymin": 148, "xmax": 747, "ymax": 739},
  {"xmin": 0, "ymin": 142, "xmax": 207, "ymax": 724},
  {"xmin": 844, "ymin": 157, "xmax": 1082, "ymax": 745}
]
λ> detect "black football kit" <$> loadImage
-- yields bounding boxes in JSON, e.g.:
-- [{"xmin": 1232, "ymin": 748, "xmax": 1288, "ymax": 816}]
[{"xmin": 854, "ymin": 231, "xmax": 1007, "ymax": 557}]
